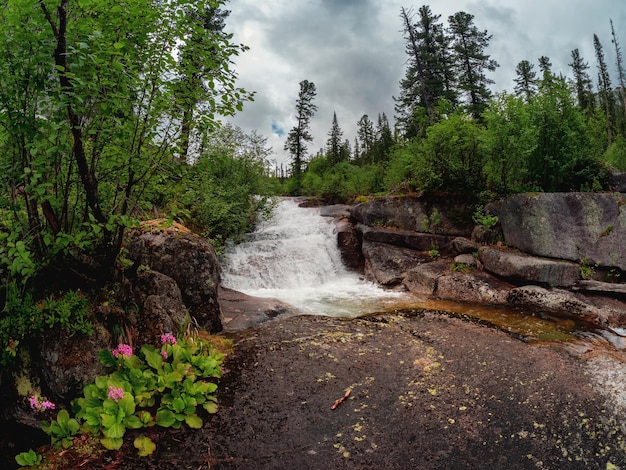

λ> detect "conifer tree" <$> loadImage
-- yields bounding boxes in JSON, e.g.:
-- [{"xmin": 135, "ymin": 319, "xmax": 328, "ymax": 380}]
[
  {"xmin": 357, "ymin": 115, "xmax": 376, "ymax": 163},
  {"xmin": 569, "ymin": 48, "xmax": 595, "ymax": 115},
  {"xmin": 538, "ymin": 56, "xmax": 554, "ymax": 87},
  {"xmin": 610, "ymin": 20, "xmax": 626, "ymax": 134},
  {"xmin": 326, "ymin": 112, "xmax": 345, "ymax": 165},
  {"xmin": 447, "ymin": 11, "xmax": 498, "ymax": 119},
  {"xmin": 284, "ymin": 80, "xmax": 317, "ymax": 192},
  {"xmin": 514, "ymin": 60, "xmax": 538, "ymax": 101},
  {"xmin": 594, "ymin": 34, "xmax": 616, "ymax": 144},
  {"xmin": 395, "ymin": 6, "xmax": 453, "ymax": 137}
]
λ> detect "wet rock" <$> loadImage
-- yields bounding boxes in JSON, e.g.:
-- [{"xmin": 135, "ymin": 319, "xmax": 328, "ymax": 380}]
[
  {"xmin": 127, "ymin": 221, "xmax": 223, "ymax": 332},
  {"xmin": 40, "ymin": 323, "xmax": 111, "ymax": 400},
  {"xmin": 218, "ymin": 287, "xmax": 299, "ymax": 333},
  {"xmin": 357, "ymin": 224, "xmax": 454, "ymax": 253},
  {"xmin": 506, "ymin": 285, "xmax": 624, "ymax": 325},
  {"xmin": 453, "ymin": 253, "xmax": 478, "ymax": 267},
  {"xmin": 436, "ymin": 271, "xmax": 513, "ymax": 305},
  {"xmin": 488, "ymin": 192, "xmax": 626, "ymax": 270},
  {"xmin": 402, "ymin": 259, "xmax": 450, "ymax": 295},
  {"xmin": 132, "ymin": 270, "xmax": 189, "ymax": 346},
  {"xmin": 335, "ymin": 218, "xmax": 363, "ymax": 271},
  {"xmin": 319, "ymin": 204, "xmax": 351, "ymax": 218},
  {"xmin": 479, "ymin": 246, "xmax": 580, "ymax": 287},
  {"xmin": 363, "ymin": 241, "xmax": 431, "ymax": 286}
]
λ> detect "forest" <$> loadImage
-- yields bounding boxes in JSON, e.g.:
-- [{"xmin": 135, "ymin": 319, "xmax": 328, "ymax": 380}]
[
  {"xmin": 0, "ymin": 1, "xmax": 625, "ymax": 365},
  {"xmin": 281, "ymin": 6, "xmax": 626, "ymax": 202}
]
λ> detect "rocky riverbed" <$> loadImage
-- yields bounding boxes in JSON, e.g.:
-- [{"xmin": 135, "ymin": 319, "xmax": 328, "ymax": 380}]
[{"xmin": 39, "ymin": 306, "xmax": 626, "ymax": 469}]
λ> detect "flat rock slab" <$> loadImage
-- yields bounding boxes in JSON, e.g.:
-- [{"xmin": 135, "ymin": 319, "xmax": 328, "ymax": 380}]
[{"xmin": 105, "ymin": 313, "xmax": 626, "ymax": 469}]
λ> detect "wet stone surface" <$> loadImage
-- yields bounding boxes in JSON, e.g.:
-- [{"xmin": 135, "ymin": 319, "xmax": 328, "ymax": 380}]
[{"xmin": 102, "ymin": 312, "xmax": 625, "ymax": 469}]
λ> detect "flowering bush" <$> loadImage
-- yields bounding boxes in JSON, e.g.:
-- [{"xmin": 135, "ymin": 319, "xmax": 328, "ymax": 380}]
[{"xmin": 31, "ymin": 334, "xmax": 223, "ymax": 462}]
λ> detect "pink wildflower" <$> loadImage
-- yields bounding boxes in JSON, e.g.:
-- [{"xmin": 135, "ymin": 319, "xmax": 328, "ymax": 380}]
[
  {"xmin": 112, "ymin": 343, "xmax": 133, "ymax": 358},
  {"xmin": 29, "ymin": 396, "xmax": 56, "ymax": 412},
  {"xmin": 107, "ymin": 386, "xmax": 125, "ymax": 402},
  {"xmin": 160, "ymin": 333, "xmax": 177, "ymax": 345},
  {"xmin": 28, "ymin": 396, "xmax": 39, "ymax": 410},
  {"xmin": 161, "ymin": 350, "xmax": 168, "ymax": 360}
]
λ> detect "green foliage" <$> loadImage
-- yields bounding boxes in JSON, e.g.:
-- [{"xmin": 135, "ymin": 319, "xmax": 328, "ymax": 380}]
[
  {"xmin": 0, "ymin": 284, "xmax": 92, "ymax": 365},
  {"xmin": 0, "ymin": 0, "xmax": 252, "ymax": 283},
  {"xmin": 386, "ymin": 113, "xmax": 486, "ymax": 194},
  {"xmin": 58, "ymin": 335, "xmax": 224, "ymax": 456},
  {"xmin": 171, "ymin": 125, "xmax": 275, "ymax": 250},
  {"xmin": 472, "ymin": 206, "xmax": 498, "ymax": 228},
  {"xmin": 300, "ymin": 159, "xmax": 384, "ymax": 203},
  {"xmin": 41, "ymin": 409, "xmax": 81, "ymax": 449},
  {"xmin": 604, "ymin": 135, "xmax": 626, "ymax": 171},
  {"xmin": 15, "ymin": 449, "xmax": 42, "ymax": 467}
]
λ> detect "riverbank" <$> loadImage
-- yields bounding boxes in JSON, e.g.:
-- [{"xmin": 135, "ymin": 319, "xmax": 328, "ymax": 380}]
[{"xmin": 45, "ymin": 310, "xmax": 626, "ymax": 469}]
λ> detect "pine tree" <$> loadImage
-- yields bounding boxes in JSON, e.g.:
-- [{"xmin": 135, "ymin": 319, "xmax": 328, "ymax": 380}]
[
  {"xmin": 594, "ymin": 34, "xmax": 616, "ymax": 144},
  {"xmin": 284, "ymin": 80, "xmax": 317, "ymax": 192},
  {"xmin": 326, "ymin": 112, "xmax": 345, "ymax": 165},
  {"xmin": 395, "ymin": 6, "xmax": 453, "ymax": 137},
  {"xmin": 357, "ymin": 114, "xmax": 376, "ymax": 163},
  {"xmin": 610, "ymin": 20, "xmax": 626, "ymax": 134},
  {"xmin": 513, "ymin": 60, "xmax": 538, "ymax": 101},
  {"xmin": 569, "ymin": 48, "xmax": 595, "ymax": 115},
  {"xmin": 447, "ymin": 11, "xmax": 498, "ymax": 119},
  {"xmin": 538, "ymin": 56, "xmax": 554, "ymax": 87},
  {"xmin": 372, "ymin": 113, "xmax": 395, "ymax": 164}
]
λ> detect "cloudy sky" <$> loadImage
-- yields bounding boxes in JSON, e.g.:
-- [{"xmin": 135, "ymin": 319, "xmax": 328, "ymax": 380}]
[{"xmin": 224, "ymin": 0, "xmax": 626, "ymax": 168}]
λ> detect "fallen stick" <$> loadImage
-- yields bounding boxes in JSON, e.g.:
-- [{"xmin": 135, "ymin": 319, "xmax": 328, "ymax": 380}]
[{"xmin": 331, "ymin": 389, "xmax": 351, "ymax": 410}]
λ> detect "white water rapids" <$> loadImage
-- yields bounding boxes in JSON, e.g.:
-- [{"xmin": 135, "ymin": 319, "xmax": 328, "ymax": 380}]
[{"xmin": 221, "ymin": 198, "xmax": 403, "ymax": 317}]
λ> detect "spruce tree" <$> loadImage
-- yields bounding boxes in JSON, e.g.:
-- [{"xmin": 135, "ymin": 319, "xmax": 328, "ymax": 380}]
[
  {"xmin": 569, "ymin": 48, "xmax": 595, "ymax": 115},
  {"xmin": 395, "ymin": 6, "xmax": 452, "ymax": 137},
  {"xmin": 610, "ymin": 20, "xmax": 626, "ymax": 134},
  {"xmin": 284, "ymin": 80, "xmax": 317, "ymax": 192},
  {"xmin": 447, "ymin": 11, "xmax": 498, "ymax": 119},
  {"xmin": 326, "ymin": 112, "xmax": 345, "ymax": 165},
  {"xmin": 594, "ymin": 34, "xmax": 616, "ymax": 144},
  {"xmin": 513, "ymin": 60, "xmax": 538, "ymax": 102}
]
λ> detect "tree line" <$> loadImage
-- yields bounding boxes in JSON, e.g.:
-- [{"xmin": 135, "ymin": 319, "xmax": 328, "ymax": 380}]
[{"xmin": 281, "ymin": 5, "xmax": 626, "ymax": 202}]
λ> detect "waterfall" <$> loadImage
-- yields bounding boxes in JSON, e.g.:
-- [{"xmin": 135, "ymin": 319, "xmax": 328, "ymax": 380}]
[{"xmin": 221, "ymin": 198, "xmax": 401, "ymax": 317}]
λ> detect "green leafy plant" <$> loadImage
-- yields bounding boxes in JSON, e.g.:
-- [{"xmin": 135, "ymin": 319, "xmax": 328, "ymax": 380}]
[
  {"xmin": 472, "ymin": 206, "xmax": 499, "ymax": 228},
  {"xmin": 15, "ymin": 449, "xmax": 42, "ymax": 467},
  {"xmin": 579, "ymin": 258, "xmax": 597, "ymax": 280},
  {"xmin": 0, "ymin": 285, "xmax": 93, "ymax": 365},
  {"xmin": 41, "ymin": 409, "xmax": 81, "ymax": 449},
  {"xmin": 58, "ymin": 334, "xmax": 224, "ymax": 455}
]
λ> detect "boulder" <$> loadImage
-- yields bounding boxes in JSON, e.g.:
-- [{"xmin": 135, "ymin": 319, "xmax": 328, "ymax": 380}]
[
  {"xmin": 403, "ymin": 259, "xmax": 450, "ymax": 295},
  {"xmin": 436, "ymin": 271, "xmax": 514, "ymax": 305},
  {"xmin": 488, "ymin": 193, "xmax": 626, "ymax": 270},
  {"xmin": 40, "ymin": 323, "xmax": 111, "ymax": 400},
  {"xmin": 132, "ymin": 270, "xmax": 189, "ymax": 346},
  {"xmin": 127, "ymin": 220, "xmax": 223, "ymax": 332},
  {"xmin": 450, "ymin": 237, "xmax": 479, "ymax": 255},
  {"xmin": 506, "ymin": 285, "xmax": 623, "ymax": 325},
  {"xmin": 219, "ymin": 287, "xmax": 299, "ymax": 333},
  {"xmin": 454, "ymin": 254, "xmax": 478, "ymax": 267},
  {"xmin": 350, "ymin": 194, "xmax": 473, "ymax": 236},
  {"xmin": 357, "ymin": 224, "xmax": 454, "ymax": 253},
  {"xmin": 335, "ymin": 218, "xmax": 363, "ymax": 271},
  {"xmin": 478, "ymin": 246, "xmax": 580, "ymax": 287},
  {"xmin": 363, "ymin": 241, "xmax": 431, "ymax": 286}
]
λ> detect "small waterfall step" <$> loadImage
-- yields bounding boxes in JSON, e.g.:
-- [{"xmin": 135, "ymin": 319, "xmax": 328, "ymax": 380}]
[{"xmin": 221, "ymin": 198, "xmax": 401, "ymax": 317}]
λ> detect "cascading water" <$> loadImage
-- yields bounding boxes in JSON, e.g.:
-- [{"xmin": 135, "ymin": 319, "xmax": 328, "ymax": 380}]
[{"xmin": 221, "ymin": 198, "xmax": 402, "ymax": 317}]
